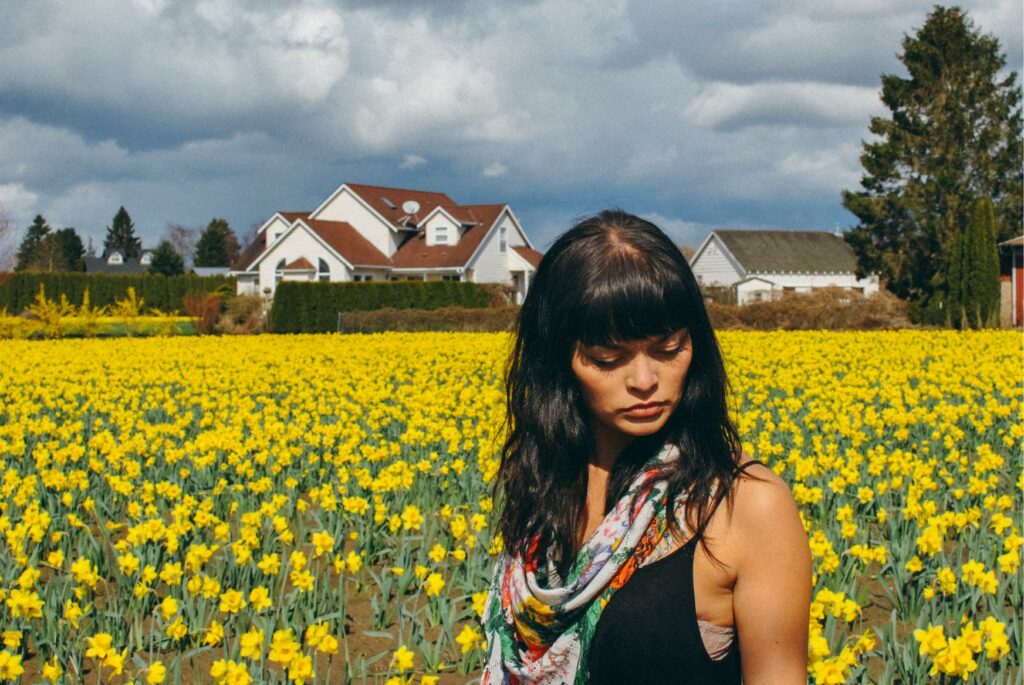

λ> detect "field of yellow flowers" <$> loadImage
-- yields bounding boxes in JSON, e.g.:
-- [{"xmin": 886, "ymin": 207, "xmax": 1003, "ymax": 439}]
[{"xmin": 0, "ymin": 331, "xmax": 1019, "ymax": 684}]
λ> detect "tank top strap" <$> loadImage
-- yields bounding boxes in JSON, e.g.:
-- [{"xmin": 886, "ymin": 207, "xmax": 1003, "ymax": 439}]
[{"xmin": 732, "ymin": 458, "xmax": 766, "ymax": 476}]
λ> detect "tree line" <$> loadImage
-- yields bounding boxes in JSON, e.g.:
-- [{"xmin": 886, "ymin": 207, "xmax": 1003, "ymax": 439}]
[{"xmin": 12, "ymin": 207, "xmax": 244, "ymax": 277}]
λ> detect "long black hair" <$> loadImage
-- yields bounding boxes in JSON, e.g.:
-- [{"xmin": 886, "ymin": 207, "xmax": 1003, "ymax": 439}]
[{"xmin": 497, "ymin": 209, "xmax": 742, "ymax": 576}]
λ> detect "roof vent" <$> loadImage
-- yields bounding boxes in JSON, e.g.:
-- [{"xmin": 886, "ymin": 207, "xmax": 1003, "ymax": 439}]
[
  {"xmin": 402, "ymin": 200, "xmax": 421, "ymax": 215},
  {"xmin": 381, "ymin": 197, "xmax": 397, "ymax": 209}
]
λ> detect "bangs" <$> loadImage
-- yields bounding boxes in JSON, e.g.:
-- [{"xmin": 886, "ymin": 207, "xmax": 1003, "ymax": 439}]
[{"xmin": 573, "ymin": 253, "xmax": 696, "ymax": 346}]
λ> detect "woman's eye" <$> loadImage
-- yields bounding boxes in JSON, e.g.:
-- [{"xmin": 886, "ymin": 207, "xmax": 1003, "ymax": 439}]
[
  {"xmin": 589, "ymin": 356, "xmax": 620, "ymax": 368},
  {"xmin": 657, "ymin": 346, "xmax": 682, "ymax": 355}
]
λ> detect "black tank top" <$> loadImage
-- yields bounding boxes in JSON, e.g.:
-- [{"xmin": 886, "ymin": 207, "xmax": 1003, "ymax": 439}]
[
  {"xmin": 585, "ymin": 460, "xmax": 762, "ymax": 683},
  {"xmin": 586, "ymin": 535, "xmax": 741, "ymax": 684}
]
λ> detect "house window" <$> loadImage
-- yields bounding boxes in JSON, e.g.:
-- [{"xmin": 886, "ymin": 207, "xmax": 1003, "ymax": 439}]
[
  {"xmin": 435, "ymin": 226, "xmax": 449, "ymax": 245},
  {"xmin": 783, "ymin": 286, "xmax": 795, "ymax": 293},
  {"xmin": 275, "ymin": 258, "xmax": 286, "ymax": 284},
  {"xmin": 442, "ymin": 275, "xmax": 461, "ymax": 282},
  {"xmin": 140, "ymin": 253, "xmax": 152, "ymax": 265},
  {"xmin": 318, "ymin": 258, "xmax": 330, "ymax": 282},
  {"xmin": 108, "ymin": 252, "xmax": 123, "ymax": 265},
  {"xmin": 499, "ymin": 226, "xmax": 507, "ymax": 253},
  {"xmin": 389, "ymin": 276, "xmax": 401, "ymax": 281}
]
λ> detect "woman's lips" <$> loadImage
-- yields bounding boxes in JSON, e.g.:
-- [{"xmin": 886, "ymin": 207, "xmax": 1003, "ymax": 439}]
[{"xmin": 623, "ymin": 402, "xmax": 667, "ymax": 418}]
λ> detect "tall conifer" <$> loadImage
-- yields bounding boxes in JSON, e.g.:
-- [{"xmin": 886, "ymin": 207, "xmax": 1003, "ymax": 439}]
[
  {"xmin": 103, "ymin": 207, "xmax": 142, "ymax": 259},
  {"xmin": 15, "ymin": 215, "xmax": 52, "ymax": 271},
  {"xmin": 841, "ymin": 6, "xmax": 1021, "ymax": 322}
]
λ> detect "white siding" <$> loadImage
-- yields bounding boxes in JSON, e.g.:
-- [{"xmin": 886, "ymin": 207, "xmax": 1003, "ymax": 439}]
[
  {"xmin": 262, "ymin": 216, "xmax": 292, "ymax": 244},
  {"xmin": 257, "ymin": 225, "xmax": 352, "ymax": 297},
  {"xmin": 423, "ymin": 213, "xmax": 460, "ymax": 246},
  {"xmin": 691, "ymin": 237, "xmax": 743, "ymax": 285},
  {"xmin": 736, "ymin": 272, "xmax": 880, "ymax": 304},
  {"xmin": 467, "ymin": 213, "xmax": 517, "ymax": 284},
  {"xmin": 236, "ymin": 274, "xmax": 258, "ymax": 296},
  {"xmin": 310, "ymin": 188, "xmax": 396, "ymax": 258}
]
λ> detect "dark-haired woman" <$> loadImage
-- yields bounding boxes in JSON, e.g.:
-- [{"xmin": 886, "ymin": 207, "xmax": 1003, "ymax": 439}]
[{"xmin": 481, "ymin": 210, "xmax": 811, "ymax": 685}]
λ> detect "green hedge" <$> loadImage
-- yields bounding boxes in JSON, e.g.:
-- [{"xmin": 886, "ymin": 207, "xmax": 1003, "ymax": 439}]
[
  {"xmin": 270, "ymin": 281, "xmax": 491, "ymax": 333},
  {"xmin": 0, "ymin": 271, "xmax": 234, "ymax": 314},
  {"xmin": 337, "ymin": 306, "xmax": 519, "ymax": 333}
]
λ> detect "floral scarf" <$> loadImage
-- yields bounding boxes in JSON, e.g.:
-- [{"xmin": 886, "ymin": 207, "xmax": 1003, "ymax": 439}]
[{"xmin": 481, "ymin": 442, "xmax": 682, "ymax": 685}]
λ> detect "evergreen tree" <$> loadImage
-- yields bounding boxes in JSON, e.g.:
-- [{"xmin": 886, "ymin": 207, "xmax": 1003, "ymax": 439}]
[
  {"xmin": 15, "ymin": 215, "xmax": 51, "ymax": 271},
  {"xmin": 947, "ymin": 198, "xmax": 1001, "ymax": 328},
  {"xmin": 194, "ymin": 218, "xmax": 240, "ymax": 268},
  {"xmin": 147, "ymin": 240, "xmax": 185, "ymax": 276},
  {"xmin": 103, "ymin": 206, "xmax": 142, "ymax": 259},
  {"xmin": 54, "ymin": 227, "xmax": 85, "ymax": 271},
  {"xmin": 841, "ymin": 6, "xmax": 1021, "ymax": 322}
]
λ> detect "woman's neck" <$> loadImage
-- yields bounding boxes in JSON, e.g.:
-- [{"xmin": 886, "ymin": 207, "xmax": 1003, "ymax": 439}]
[{"xmin": 589, "ymin": 421, "xmax": 632, "ymax": 471}]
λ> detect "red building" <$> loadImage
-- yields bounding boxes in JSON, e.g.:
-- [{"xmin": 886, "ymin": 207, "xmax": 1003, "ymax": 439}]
[{"xmin": 999, "ymin": 236, "xmax": 1023, "ymax": 327}]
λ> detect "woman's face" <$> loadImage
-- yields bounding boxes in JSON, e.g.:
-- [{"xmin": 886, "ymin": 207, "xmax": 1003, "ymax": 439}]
[{"xmin": 571, "ymin": 328, "xmax": 693, "ymax": 447}]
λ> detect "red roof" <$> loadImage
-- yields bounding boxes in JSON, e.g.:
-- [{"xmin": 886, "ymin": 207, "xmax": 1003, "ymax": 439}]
[
  {"xmin": 345, "ymin": 183, "xmax": 460, "ymax": 229},
  {"xmin": 282, "ymin": 257, "xmax": 315, "ymax": 271},
  {"xmin": 303, "ymin": 219, "xmax": 391, "ymax": 267},
  {"xmin": 513, "ymin": 246, "xmax": 544, "ymax": 268},
  {"xmin": 391, "ymin": 205, "xmax": 505, "ymax": 269}
]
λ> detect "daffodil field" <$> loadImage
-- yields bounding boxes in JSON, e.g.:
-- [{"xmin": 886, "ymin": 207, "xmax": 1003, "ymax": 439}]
[{"xmin": 0, "ymin": 331, "xmax": 1019, "ymax": 684}]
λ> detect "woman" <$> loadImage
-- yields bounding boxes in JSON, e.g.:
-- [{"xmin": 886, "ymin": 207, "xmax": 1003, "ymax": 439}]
[{"xmin": 481, "ymin": 210, "xmax": 811, "ymax": 684}]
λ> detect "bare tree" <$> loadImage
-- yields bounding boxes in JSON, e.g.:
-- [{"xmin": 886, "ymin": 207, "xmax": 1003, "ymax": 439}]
[
  {"xmin": 0, "ymin": 204, "xmax": 14, "ymax": 271},
  {"xmin": 239, "ymin": 221, "xmax": 262, "ymax": 252},
  {"xmin": 163, "ymin": 223, "xmax": 198, "ymax": 265},
  {"xmin": 25, "ymin": 234, "xmax": 70, "ymax": 272}
]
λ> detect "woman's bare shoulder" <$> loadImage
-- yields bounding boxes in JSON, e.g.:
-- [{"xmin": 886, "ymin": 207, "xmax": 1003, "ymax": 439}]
[{"xmin": 730, "ymin": 453, "xmax": 802, "ymax": 540}]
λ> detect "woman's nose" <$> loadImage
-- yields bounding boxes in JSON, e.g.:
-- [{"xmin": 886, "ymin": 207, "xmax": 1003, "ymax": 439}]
[{"xmin": 626, "ymin": 356, "xmax": 658, "ymax": 392}]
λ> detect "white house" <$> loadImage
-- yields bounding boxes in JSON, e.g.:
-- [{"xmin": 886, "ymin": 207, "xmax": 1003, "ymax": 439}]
[
  {"xmin": 689, "ymin": 229, "xmax": 879, "ymax": 304},
  {"xmin": 231, "ymin": 182, "xmax": 543, "ymax": 302}
]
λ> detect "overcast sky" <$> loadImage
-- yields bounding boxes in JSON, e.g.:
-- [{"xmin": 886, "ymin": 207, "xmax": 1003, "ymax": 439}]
[{"xmin": 0, "ymin": 0, "xmax": 1020, "ymax": 254}]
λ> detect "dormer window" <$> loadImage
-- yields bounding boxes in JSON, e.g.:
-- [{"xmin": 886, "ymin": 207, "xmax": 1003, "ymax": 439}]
[
  {"xmin": 108, "ymin": 252, "xmax": 123, "ymax": 265},
  {"xmin": 140, "ymin": 253, "xmax": 152, "ymax": 265},
  {"xmin": 499, "ymin": 226, "xmax": 507, "ymax": 253},
  {"xmin": 435, "ymin": 226, "xmax": 449, "ymax": 245}
]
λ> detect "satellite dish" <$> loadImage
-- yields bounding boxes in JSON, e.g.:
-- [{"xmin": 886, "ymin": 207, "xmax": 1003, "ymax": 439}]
[{"xmin": 401, "ymin": 200, "xmax": 421, "ymax": 215}]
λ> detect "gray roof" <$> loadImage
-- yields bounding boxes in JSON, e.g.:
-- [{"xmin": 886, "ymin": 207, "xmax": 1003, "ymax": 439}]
[
  {"xmin": 715, "ymin": 230, "xmax": 859, "ymax": 274},
  {"xmin": 192, "ymin": 266, "xmax": 230, "ymax": 277},
  {"xmin": 84, "ymin": 256, "xmax": 148, "ymax": 274}
]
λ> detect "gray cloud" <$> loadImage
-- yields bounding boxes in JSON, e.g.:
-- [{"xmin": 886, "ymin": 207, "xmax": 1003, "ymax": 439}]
[{"xmin": 0, "ymin": 0, "xmax": 1018, "ymax": 252}]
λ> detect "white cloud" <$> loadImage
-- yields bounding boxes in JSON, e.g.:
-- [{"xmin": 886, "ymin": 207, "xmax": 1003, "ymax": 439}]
[
  {"xmin": 482, "ymin": 162, "xmax": 508, "ymax": 178},
  {"xmin": 685, "ymin": 81, "xmax": 882, "ymax": 131},
  {"xmin": 399, "ymin": 154, "xmax": 427, "ymax": 169},
  {"xmin": 0, "ymin": 183, "xmax": 39, "ymax": 226}
]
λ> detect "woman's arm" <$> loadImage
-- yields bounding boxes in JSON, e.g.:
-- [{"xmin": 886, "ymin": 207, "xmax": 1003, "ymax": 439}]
[{"xmin": 730, "ymin": 467, "xmax": 812, "ymax": 685}]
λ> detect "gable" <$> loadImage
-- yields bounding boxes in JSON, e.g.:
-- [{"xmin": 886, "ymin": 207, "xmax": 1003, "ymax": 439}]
[{"xmin": 392, "ymin": 205, "xmax": 506, "ymax": 269}]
